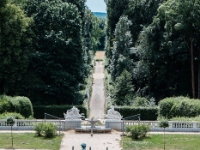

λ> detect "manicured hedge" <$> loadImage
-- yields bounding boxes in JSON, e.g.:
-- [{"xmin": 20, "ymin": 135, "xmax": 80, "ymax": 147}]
[
  {"xmin": 0, "ymin": 112, "xmax": 25, "ymax": 119},
  {"xmin": 33, "ymin": 105, "xmax": 87, "ymax": 119},
  {"xmin": 158, "ymin": 96, "xmax": 200, "ymax": 118},
  {"xmin": 0, "ymin": 95, "xmax": 33, "ymax": 118},
  {"xmin": 114, "ymin": 106, "xmax": 158, "ymax": 120}
]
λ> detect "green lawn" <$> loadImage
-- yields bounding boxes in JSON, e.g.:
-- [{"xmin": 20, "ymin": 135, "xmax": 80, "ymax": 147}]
[
  {"xmin": 121, "ymin": 134, "xmax": 200, "ymax": 150},
  {"xmin": 0, "ymin": 133, "xmax": 63, "ymax": 149}
]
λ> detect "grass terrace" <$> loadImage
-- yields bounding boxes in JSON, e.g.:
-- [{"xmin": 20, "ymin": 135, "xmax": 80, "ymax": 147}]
[{"xmin": 121, "ymin": 134, "xmax": 200, "ymax": 150}]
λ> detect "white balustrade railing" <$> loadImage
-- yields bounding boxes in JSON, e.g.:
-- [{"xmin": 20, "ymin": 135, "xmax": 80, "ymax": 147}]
[
  {"xmin": 122, "ymin": 120, "xmax": 200, "ymax": 132},
  {"xmin": 0, "ymin": 119, "xmax": 64, "ymax": 130},
  {"xmin": 0, "ymin": 119, "xmax": 200, "ymax": 132}
]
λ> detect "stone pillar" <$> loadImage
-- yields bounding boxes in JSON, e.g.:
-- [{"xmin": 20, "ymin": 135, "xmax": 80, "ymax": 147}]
[
  {"xmin": 105, "ymin": 119, "xmax": 123, "ymax": 131},
  {"xmin": 64, "ymin": 119, "xmax": 82, "ymax": 130}
]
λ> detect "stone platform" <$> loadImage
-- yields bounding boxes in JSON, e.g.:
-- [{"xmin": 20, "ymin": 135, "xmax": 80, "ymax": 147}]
[{"xmin": 75, "ymin": 126, "xmax": 111, "ymax": 133}]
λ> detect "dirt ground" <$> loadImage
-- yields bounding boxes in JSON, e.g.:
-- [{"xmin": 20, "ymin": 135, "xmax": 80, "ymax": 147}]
[{"xmin": 95, "ymin": 51, "xmax": 105, "ymax": 60}]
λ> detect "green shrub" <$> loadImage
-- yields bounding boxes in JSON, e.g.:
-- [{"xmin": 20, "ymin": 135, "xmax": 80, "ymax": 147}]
[
  {"xmin": 159, "ymin": 120, "xmax": 169, "ymax": 128},
  {"xmin": 128, "ymin": 124, "xmax": 150, "ymax": 139},
  {"xmin": 0, "ymin": 95, "xmax": 14, "ymax": 113},
  {"xmin": 132, "ymin": 97, "xmax": 149, "ymax": 107},
  {"xmin": 0, "ymin": 95, "xmax": 33, "ymax": 118},
  {"xmin": 114, "ymin": 106, "xmax": 158, "ymax": 120},
  {"xmin": 34, "ymin": 122, "xmax": 57, "ymax": 138},
  {"xmin": 140, "ymin": 124, "xmax": 150, "ymax": 137},
  {"xmin": 34, "ymin": 122, "xmax": 45, "ymax": 136},
  {"xmin": 0, "ymin": 112, "xmax": 25, "ymax": 119},
  {"xmin": 43, "ymin": 123, "xmax": 57, "ymax": 138},
  {"xmin": 6, "ymin": 117, "xmax": 15, "ymax": 126},
  {"xmin": 125, "ymin": 125, "xmax": 132, "ymax": 135},
  {"xmin": 33, "ymin": 105, "xmax": 87, "ymax": 119},
  {"xmin": 15, "ymin": 96, "xmax": 34, "ymax": 118},
  {"xmin": 159, "ymin": 96, "xmax": 200, "ymax": 118}
]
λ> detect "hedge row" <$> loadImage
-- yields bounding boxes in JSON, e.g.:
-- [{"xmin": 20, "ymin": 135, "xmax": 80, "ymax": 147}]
[
  {"xmin": 0, "ymin": 95, "xmax": 33, "ymax": 118},
  {"xmin": 114, "ymin": 106, "xmax": 158, "ymax": 120},
  {"xmin": 158, "ymin": 96, "xmax": 200, "ymax": 118},
  {"xmin": 33, "ymin": 105, "xmax": 87, "ymax": 119}
]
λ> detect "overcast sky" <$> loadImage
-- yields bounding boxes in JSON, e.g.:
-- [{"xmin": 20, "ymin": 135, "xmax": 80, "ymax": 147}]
[{"xmin": 86, "ymin": 0, "xmax": 106, "ymax": 12}]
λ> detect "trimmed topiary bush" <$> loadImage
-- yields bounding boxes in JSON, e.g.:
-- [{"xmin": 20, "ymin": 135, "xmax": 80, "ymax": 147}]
[
  {"xmin": 15, "ymin": 96, "xmax": 33, "ymax": 118},
  {"xmin": 159, "ymin": 96, "xmax": 200, "ymax": 119},
  {"xmin": 0, "ymin": 95, "xmax": 14, "ymax": 113},
  {"xmin": 0, "ymin": 95, "xmax": 33, "ymax": 118},
  {"xmin": 0, "ymin": 112, "xmax": 25, "ymax": 119}
]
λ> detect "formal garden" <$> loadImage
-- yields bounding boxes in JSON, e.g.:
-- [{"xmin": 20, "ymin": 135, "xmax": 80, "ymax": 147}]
[{"xmin": 1, "ymin": 0, "xmax": 200, "ymax": 149}]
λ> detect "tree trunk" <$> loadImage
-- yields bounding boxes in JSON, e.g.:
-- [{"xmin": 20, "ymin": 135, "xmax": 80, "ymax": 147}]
[{"xmin": 190, "ymin": 36, "xmax": 195, "ymax": 98}]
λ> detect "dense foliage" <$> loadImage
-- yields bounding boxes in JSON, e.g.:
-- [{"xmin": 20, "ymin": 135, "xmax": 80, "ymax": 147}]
[
  {"xmin": 0, "ymin": 0, "xmax": 105, "ymax": 105},
  {"xmin": 105, "ymin": 0, "xmax": 200, "ymax": 105},
  {"xmin": 0, "ymin": 0, "xmax": 32, "ymax": 95},
  {"xmin": 0, "ymin": 112, "xmax": 25, "ymax": 119},
  {"xmin": 114, "ymin": 106, "xmax": 158, "ymax": 120},
  {"xmin": 159, "ymin": 97, "xmax": 200, "ymax": 118},
  {"xmin": 33, "ymin": 105, "xmax": 86, "ymax": 118}
]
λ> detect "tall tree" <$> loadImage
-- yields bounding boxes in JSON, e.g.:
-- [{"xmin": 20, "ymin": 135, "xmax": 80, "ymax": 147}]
[
  {"xmin": 124, "ymin": 0, "xmax": 164, "ymax": 43},
  {"xmin": 0, "ymin": 0, "xmax": 32, "ymax": 95},
  {"xmin": 157, "ymin": 0, "xmax": 200, "ymax": 98},
  {"xmin": 113, "ymin": 69, "xmax": 134, "ymax": 105},
  {"xmin": 110, "ymin": 16, "xmax": 133, "ymax": 80},
  {"xmin": 105, "ymin": 0, "xmax": 129, "ymax": 60},
  {"xmin": 23, "ymin": 0, "xmax": 85, "ymax": 104}
]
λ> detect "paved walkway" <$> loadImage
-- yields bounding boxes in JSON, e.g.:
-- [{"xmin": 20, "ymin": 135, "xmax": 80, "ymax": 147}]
[
  {"xmin": 89, "ymin": 61, "xmax": 105, "ymax": 119},
  {"xmin": 60, "ymin": 130, "xmax": 122, "ymax": 150}
]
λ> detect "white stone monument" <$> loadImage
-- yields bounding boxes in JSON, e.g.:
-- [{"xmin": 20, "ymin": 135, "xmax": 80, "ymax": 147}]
[
  {"xmin": 63, "ymin": 106, "xmax": 82, "ymax": 130},
  {"xmin": 104, "ymin": 106, "xmax": 122, "ymax": 120},
  {"xmin": 64, "ymin": 106, "xmax": 82, "ymax": 119},
  {"xmin": 104, "ymin": 106, "xmax": 123, "ymax": 131}
]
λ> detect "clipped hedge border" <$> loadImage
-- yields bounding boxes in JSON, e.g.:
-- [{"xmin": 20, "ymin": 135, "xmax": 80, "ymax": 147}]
[
  {"xmin": 33, "ymin": 105, "xmax": 87, "ymax": 119},
  {"xmin": 114, "ymin": 106, "xmax": 158, "ymax": 120},
  {"xmin": 159, "ymin": 96, "xmax": 200, "ymax": 118}
]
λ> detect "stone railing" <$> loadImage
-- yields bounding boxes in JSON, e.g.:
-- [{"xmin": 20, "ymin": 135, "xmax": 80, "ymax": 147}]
[
  {"xmin": 0, "ymin": 119, "xmax": 64, "ymax": 130},
  {"xmin": 1, "ymin": 119, "xmax": 200, "ymax": 132},
  {"xmin": 122, "ymin": 120, "xmax": 200, "ymax": 132}
]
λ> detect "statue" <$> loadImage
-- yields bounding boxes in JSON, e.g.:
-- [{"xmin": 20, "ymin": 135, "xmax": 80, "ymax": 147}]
[
  {"xmin": 104, "ymin": 106, "xmax": 122, "ymax": 120},
  {"xmin": 64, "ymin": 106, "xmax": 82, "ymax": 119}
]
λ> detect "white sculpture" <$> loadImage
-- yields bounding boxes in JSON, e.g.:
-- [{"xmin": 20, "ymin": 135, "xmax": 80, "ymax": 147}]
[
  {"xmin": 64, "ymin": 106, "xmax": 82, "ymax": 119},
  {"xmin": 104, "ymin": 106, "xmax": 122, "ymax": 120}
]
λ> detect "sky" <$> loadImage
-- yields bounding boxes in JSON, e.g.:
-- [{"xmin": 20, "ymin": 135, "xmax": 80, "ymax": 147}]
[{"xmin": 86, "ymin": 0, "xmax": 106, "ymax": 13}]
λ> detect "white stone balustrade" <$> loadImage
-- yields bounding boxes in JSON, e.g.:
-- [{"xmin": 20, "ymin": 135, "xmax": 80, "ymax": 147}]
[
  {"xmin": 0, "ymin": 119, "xmax": 200, "ymax": 132},
  {"xmin": 0, "ymin": 119, "xmax": 64, "ymax": 130}
]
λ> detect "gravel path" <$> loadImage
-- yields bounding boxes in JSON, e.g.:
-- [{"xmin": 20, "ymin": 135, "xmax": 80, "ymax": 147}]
[{"xmin": 89, "ymin": 61, "xmax": 105, "ymax": 119}]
